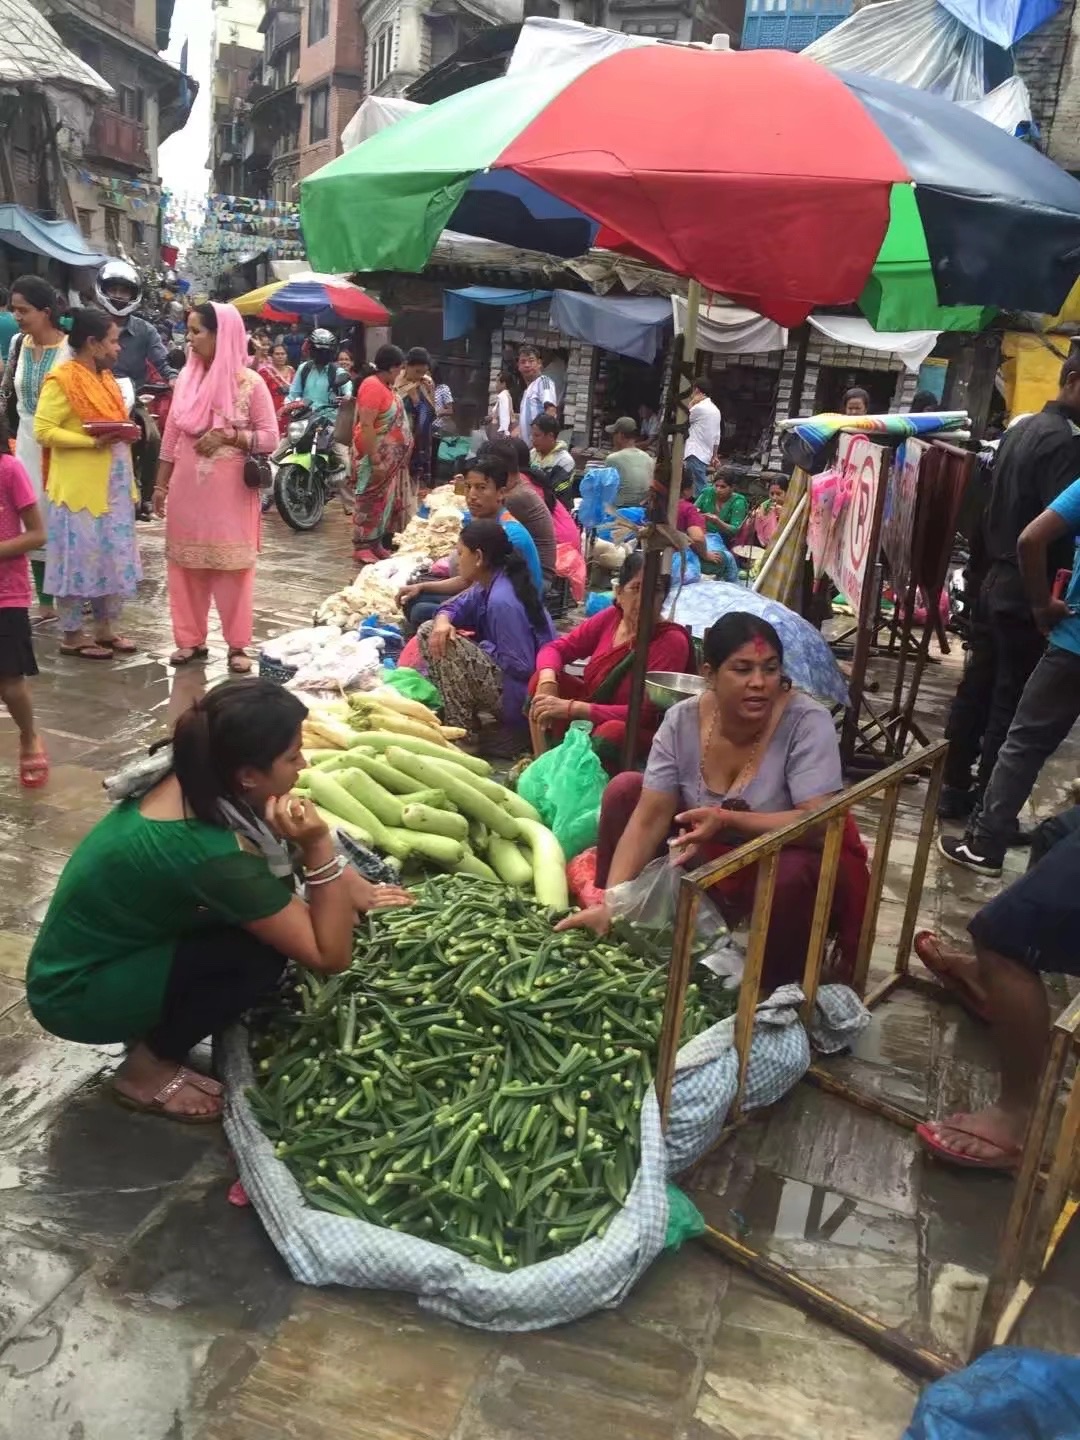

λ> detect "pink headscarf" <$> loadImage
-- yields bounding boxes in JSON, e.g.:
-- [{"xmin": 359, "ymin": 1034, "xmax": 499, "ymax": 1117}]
[{"xmin": 170, "ymin": 302, "xmax": 248, "ymax": 437}]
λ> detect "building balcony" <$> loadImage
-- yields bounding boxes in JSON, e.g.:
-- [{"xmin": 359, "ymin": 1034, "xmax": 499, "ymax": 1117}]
[
  {"xmin": 265, "ymin": 10, "xmax": 301, "ymax": 62},
  {"xmin": 248, "ymin": 79, "xmax": 298, "ymax": 122},
  {"xmin": 87, "ymin": 108, "xmax": 149, "ymax": 170}
]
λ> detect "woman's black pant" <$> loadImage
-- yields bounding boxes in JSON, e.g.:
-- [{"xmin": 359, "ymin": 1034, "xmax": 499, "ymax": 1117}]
[{"xmin": 145, "ymin": 926, "xmax": 286, "ymax": 1063}]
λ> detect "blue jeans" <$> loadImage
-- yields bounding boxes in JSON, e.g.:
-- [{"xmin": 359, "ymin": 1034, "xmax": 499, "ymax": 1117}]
[{"xmin": 684, "ymin": 455, "xmax": 709, "ymax": 495}]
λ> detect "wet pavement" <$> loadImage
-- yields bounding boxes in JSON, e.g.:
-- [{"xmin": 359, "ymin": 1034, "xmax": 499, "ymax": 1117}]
[{"xmin": 0, "ymin": 516, "xmax": 1077, "ymax": 1439}]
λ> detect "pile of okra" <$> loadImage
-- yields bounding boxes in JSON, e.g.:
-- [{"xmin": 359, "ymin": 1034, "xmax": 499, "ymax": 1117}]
[{"xmin": 247, "ymin": 874, "xmax": 736, "ymax": 1270}]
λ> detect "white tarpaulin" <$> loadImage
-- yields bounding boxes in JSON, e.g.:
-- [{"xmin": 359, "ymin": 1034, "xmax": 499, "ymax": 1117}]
[
  {"xmin": 672, "ymin": 294, "xmax": 786, "ymax": 356},
  {"xmin": 804, "ymin": 0, "xmax": 985, "ymax": 104},
  {"xmin": 341, "ymin": 95, "xmax": 423, "ymax": 151},
  {"xmin": 506, "ymin": 15, "xmax": 651, "ymax": 76},
  {"xmin": 808, "ymin": 315, "xmax": 941, "ymax": 374}
]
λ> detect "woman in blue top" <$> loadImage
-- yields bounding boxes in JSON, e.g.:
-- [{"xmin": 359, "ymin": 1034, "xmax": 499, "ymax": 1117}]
[{"xmin": 418, "ymin": 518, "xmax": 554, "ymax": 743}]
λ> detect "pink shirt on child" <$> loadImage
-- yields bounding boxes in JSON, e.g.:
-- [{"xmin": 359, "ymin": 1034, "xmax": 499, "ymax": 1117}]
[{"xmin": 0, "ymin": 454, "xmax": 37, "ymax": 609}]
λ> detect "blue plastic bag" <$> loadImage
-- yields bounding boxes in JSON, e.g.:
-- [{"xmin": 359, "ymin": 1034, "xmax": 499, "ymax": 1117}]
[
  {"xmin": 577, "ymin": 467, "xmax": 621, "ymax": 529},
  {"xmin": 597, "ymin": 504, "xmax": 647, "ymax": 541},
  {"xmin": 903, "ymin": 1348, "xmax": 1080, "ymax": 1439},
  {"xmin": 585, "ymin": 591, "xmax": 616, "ymax": 616},
  {"xmin": 670, "ymin": 549, "xmax": 702, "ymax": 585}
]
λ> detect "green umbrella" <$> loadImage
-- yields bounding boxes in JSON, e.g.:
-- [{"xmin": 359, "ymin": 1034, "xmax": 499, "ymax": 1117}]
[{"xmin": 859, "ymin": 187, "xmax": 995, "ymax": 334}]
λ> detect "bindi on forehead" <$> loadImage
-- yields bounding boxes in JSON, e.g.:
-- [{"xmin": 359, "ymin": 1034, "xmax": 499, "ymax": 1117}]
[{"xmin": 751, "ymin": 635, "xmax": 770, "ymax": 655}]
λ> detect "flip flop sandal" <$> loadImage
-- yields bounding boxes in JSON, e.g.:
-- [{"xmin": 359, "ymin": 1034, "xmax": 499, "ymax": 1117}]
[
  {"xmin": 100, "ymin": 636, "xmax": 138, "ymax": 655},
  {"xmin": 916, "ymin": 1120, "xmax": 1022, "ymax": 1174},
  {"xmin": 227, "ymin": 649, "xmax": 253, "ymax": 674},
  {"xmin": 60, "ymin": 642, "xmax": 114, "ymax": 660},
  {"xmin": 169, "ymin": 646, "xmax": 209, "ymax": 667},
  {"xmin": 19, "ymin": 748, "xmax": 49, "ymax": 789},
  {"xmin": 914, "ymin": 931, "xmax": 992, "ymax": 1023},
  {"xmin": 353, "ymin": 548, "xmax": 381, "ymax": 566},
  {"xmin": 112, "ymin": 1065, "xmax": 224, "ymax": 1125}
]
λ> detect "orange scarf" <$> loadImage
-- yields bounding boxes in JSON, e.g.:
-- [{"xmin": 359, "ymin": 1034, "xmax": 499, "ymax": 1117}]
[{"xmin": 45, "ymin": 359, "xmax": 127, "ymax": 423}]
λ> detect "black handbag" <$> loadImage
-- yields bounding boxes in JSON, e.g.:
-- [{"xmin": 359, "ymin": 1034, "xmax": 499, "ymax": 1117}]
[
  {"xmin": 1, "ymin": 334, "xmax": 23, "ymax": 437},
  {"xmin": 243, "ymin": 453, "xmax": 273, "ymax": 490}
]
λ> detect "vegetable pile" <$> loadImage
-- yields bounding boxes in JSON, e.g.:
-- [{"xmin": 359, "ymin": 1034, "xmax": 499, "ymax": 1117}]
[
  {"xmin": 298, "ymin": 694, "xmax": 568, "ymax": 903},
  {"xmin": 248, "ymin": 875, "xmax": 736, "ymax": 1269}
]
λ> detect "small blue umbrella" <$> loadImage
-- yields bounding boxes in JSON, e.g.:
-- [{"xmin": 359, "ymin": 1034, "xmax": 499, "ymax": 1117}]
[{"xmin": 663, "ymin": 582, "xmax": 849, "ymax": 709}]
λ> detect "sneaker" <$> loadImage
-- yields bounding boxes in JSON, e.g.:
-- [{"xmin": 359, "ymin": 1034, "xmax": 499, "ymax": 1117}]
[
  {"xmin": 937, "ymin": 785, "xmax": 978, "ymax": 821},
  {"xmin": 937, "ymin": 834, "xmax": 1004, "ymax": 876}
]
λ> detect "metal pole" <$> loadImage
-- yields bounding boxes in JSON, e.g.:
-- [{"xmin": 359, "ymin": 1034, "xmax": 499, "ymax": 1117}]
[{"xmin": 620, "ymin": 278, "xmax": 702, "ymax": 769}]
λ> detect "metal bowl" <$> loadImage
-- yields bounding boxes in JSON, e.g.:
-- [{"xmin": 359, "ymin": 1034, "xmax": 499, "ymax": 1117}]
[{"xmin": 645, "ymin": 671, "xmax": 706, "ymax": 710}]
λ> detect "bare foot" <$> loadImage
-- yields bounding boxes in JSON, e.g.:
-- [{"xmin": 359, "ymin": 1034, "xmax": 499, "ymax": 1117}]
[
  {"xmin": 113, "ymin": 1042, "xmax": 223, "ymax": 1120},
  {"xmin": 922, "ymin": 1105, "xmax": 1025, "ymax": 1163},
  {"xmin": 914, "ymin": 931, "xmax": 991, "ymax": 1022}
]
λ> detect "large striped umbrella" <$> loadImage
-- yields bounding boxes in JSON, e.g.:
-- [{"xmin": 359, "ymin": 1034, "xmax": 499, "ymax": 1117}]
[
  {"xmin": 300, "ymin": 47, "xmax": 1080, "ymax": 327},
  {"xmin": 232, "ymin": 273, "xmax": 389, "ymax": 324}
]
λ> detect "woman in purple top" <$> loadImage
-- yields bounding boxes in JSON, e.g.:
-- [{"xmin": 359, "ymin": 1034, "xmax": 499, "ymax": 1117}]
[
  {"xmin": 559, "ymin": 613, "xmax": 869, "ymax": 992},
  {"xmin": 417, "ymin": 518, "xmax": 554, "ymax": 741}
]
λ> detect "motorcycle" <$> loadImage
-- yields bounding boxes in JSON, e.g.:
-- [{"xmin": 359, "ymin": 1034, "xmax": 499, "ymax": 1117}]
[{"xmin": 271, "ymin": 398, "xmax": 348, "ymax": 531}]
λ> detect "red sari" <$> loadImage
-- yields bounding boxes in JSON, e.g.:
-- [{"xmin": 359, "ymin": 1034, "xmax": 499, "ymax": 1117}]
[{"xmin": 529, "ymin": 607, "xmax": 696, "ymax": 766}]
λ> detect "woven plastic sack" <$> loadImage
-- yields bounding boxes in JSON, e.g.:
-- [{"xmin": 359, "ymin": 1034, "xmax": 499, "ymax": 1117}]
[
  {"xmin": 220, "ymin": 984, "xmax": 870, "ymax": 1331},
  {"xmin": 517, "ymin": 721, "xmax": 606, "ymax": 860}
]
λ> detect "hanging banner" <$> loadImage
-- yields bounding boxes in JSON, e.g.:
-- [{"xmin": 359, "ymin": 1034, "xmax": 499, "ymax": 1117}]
[
  {"xmin": 881, "ymin": 437, "xmax": 925, "ymax": 599},
  {"xmin": 824, "ymin": 433, "xmax": 885, "ymax": 618}
]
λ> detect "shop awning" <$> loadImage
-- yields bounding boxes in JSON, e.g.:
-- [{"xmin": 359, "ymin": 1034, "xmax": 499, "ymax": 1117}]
[
  {"xmin": 672, "ymin": 295, "xmax": 787, "ymax": 355},
  {"xmin": 807, "ymin": 314, "xmax": 941, "ymax": 374},
  {"xmin": 443, "ymin": 286, "xmax": 673, "ymax": 362},
  {"xmin": 0, "ymin": 205, "xmax": 106, "ymax": 267},
  {"xmin": 443, "ymin": 287, "xmax": 551, "ymax": 340},
  {"xmin": 549, "ymin": 291, "xmax": 672, "ymax": 363}
]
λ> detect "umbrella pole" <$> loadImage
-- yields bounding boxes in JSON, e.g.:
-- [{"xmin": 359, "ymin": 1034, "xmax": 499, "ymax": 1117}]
[{"xmin": 621, "ymin": 279, "xmax": 702, "ymax": 771}]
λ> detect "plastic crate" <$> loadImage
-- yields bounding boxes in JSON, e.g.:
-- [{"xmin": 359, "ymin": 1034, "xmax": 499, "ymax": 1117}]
[
  {"xmin": 741, "ymin": 0, "xmax": 851, "ymax": 52},
  {"xmin": 257, "ymin": 652, "xmax": 299, "ymax": 685}
]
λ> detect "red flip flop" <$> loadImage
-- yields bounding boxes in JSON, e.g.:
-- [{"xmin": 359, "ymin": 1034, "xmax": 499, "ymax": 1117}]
[
  {"xmin": 914, "ymin": 931, "xmax": 992, "ymax": 1024},
  {"xmin": 916, "ymin": 1120, "xmax": 1021, "ymax": 1174},
  {"xmin": 19, "ymin": 747, "xmax": 49, "ymax": 789}
]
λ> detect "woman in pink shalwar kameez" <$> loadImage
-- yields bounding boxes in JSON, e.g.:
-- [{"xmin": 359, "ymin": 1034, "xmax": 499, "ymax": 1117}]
[{"xmin": 153, "ymin": 303, "xmax": 277, "ymax": 673}]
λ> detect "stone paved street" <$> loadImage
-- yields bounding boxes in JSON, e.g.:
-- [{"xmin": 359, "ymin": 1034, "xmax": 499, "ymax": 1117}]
[{"xmin": 1, "ymin": 510, "xmax": 1078, "ymax": 1440}]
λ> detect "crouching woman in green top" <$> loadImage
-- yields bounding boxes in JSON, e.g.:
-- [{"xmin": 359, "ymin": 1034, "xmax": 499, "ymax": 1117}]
[{"xmin": 27, "ymin": 678, "xmax": 410, "ymax": 1124}]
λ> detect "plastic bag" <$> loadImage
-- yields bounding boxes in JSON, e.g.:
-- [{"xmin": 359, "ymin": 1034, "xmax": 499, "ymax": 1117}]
[
  {"xmin": 517, "ymin": 721, "xmax": 607, "ymax": 860},
  {"xmin": 381, "ymin": 665, "xmax": 441, "ymax": 710},
  {"xmin": 577, "ymin": 466, "xmax": 621, "ymax": 529},
  {"xmin": 670, "ymin": 549, "xmax": 702, "ymax": 585},
  {"xmin": 605, "ymin": 855, "xmax": 744, "ymax": 983}
]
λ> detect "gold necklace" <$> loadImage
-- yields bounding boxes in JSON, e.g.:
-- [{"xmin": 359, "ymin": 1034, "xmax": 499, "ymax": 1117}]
[{"xmin": 699, "ymin": 702, "xmax": 769, "ymax": 800}]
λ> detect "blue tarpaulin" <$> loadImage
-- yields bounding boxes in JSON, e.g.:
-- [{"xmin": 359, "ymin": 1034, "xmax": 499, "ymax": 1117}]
[
  {"xmin": 549, "ymin": 291, "xmax": 673, "ymax": 363},
  {"xmin": 443, "ymin": 287, "xmax": 550, "ymax": 340},
  {"xmin": 0, "ymin": 205, "xmax": 106, "ymax": 268},
  {"xmin": 903, "ymin": 1347, "xmax": 1080, "ymax": 1439},
  {"xmin": 443, "ymin": 286, "xmax": 673, "ymax": 363},
  {"xmin": 936, "ymin": 0, "xmax": 1062, "ymax": 47}
]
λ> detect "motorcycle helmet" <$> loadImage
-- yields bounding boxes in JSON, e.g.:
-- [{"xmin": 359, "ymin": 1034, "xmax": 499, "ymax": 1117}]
[
  {"xmin": 95, "ymin": 258, "xmax": 142, "ymax": 318},
  {"xmin": 308, "ymin": 328, "xmax": 337, "ymax": 365}
]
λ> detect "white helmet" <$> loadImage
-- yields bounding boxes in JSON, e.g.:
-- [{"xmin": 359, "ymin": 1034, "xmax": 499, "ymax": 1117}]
[{"xmin": 95, "ymin": 259, "xmax": 142, "ymax": 318}]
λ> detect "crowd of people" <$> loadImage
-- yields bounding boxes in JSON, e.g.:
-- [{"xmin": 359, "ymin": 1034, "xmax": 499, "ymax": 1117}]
[{"xmin": 3, "ymin": 265, "xmax": 1075, "ymax": 1194}]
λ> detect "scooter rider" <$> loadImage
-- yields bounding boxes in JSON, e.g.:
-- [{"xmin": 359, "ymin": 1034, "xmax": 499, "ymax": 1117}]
[
  {"xmin": 287, "ymin": 327, "xmax": 352, "ymax": 475},
  {"xmin": 95, "ymin": 259, "xmax": 178, "ymax": 520}
]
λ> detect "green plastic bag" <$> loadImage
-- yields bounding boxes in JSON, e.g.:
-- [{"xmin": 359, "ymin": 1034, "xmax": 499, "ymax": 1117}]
[
  {"xmin": 664, "ymin": 1183, "xmax": 706, "ymax": 1251},
  {"xmin": 516, "ymin": 721, "xmax": 607, "ymax": 860},
  {"xmin": 382, "ymin": 666, "xmax": 442, "ymax": 710}
]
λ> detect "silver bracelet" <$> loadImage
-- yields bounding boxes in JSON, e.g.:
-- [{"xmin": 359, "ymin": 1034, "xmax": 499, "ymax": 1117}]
[{"xmin": 304, "ymin": 856, "xmax": 348, "ymax": 885}]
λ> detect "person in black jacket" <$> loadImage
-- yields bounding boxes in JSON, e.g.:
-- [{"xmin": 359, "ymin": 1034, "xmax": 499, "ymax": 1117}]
[{"xmin": 937, "ymin": 351, "xmax": 1080, "ymax": 827}]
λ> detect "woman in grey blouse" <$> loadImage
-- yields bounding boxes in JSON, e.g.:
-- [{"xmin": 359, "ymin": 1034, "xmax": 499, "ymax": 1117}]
[{"xmin": 559, "ymin": 614, "xmax": 870, "ymax": 991}]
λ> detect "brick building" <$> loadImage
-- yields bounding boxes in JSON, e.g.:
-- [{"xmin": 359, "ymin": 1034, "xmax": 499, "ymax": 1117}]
[
  {"xmin": 33, "ymin": 0, "xmax": 193, "ymax": 266},
  {"xmin": 297, "ymin": 0, "xmax": 366, "ymax": 179}
]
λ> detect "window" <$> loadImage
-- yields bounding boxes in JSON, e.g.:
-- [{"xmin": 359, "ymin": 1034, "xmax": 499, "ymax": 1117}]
[
  {"xmin": 77, "ymin": 208, "xmax": 94, "ymax": 239},
  {"xmin": 308, "ymin": 85, "xmax": 329, "ymax": 143},
  {"xmin": 308, "ymin": 0, "xmax": 329, "ymax": 43},
  {"xmin": 104, "ymin": 207, "xmax": 122, "ymax": 246},
  {"xmin": 77, "ymin": 39, "xmax": 103, "ymax": 72},
  {"xmin": 621, "ymin": 18, "xmax": 679, "ymax": 37},
  {"xmin": 118, "ymin": 84, "xmax": 146, "ymax": 121},
  {"xmin": 368, "ymin": 25, "xmax": 394, "ymax": 89},
  {"xmin": 130, "ymin": 219, "xmax": 145, "ymax": 249}
]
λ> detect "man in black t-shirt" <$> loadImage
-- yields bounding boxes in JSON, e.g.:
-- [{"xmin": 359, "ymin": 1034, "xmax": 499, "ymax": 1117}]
[{"xmin": 939, "ymin": 351, "xmax": 1080, "ymax": 827}]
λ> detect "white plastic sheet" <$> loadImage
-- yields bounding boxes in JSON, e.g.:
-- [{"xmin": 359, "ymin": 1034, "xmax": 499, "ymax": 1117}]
[
  {"xmin": 340, "ymin": 95, "xmax": 423, "ymax": 151},
  {"xmin": 672, "ymin": 294, "xmax": 786, "ymax": 356},
  {"xmin": 803, "ymin": 0, "xmax": 986, "ymax": 104},
  {"xmin": 505, "ymin": 15, "xmax": 650, "ymax": 78},
  {"xmin": 807, "ymin": 315, "xmax": 941, "ymax": 374}
]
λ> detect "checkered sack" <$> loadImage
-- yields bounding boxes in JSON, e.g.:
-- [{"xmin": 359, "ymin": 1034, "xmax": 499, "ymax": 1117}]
[{"xmin": 220, "ymin": 983, "xmax": 868, "ymax": 1331}]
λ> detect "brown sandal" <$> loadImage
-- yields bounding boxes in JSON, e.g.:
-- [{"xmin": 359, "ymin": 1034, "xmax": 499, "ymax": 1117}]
[
  {"xmin": 112, "ymin": 1065, "xmax": 223, "ymax": 1124},
  {"xmin": 228, "ymin": 648, "xmax": 253, "ymax": 674},
  {"xmin": 60, "ymin": 641, "xmax": 114, "ymax": 660}
]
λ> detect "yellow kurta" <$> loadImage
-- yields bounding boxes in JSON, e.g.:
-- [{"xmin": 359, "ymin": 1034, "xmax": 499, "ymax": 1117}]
[{"xmin": 33, "ymin": 384, "xmax": 137, "ymax": 516}]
